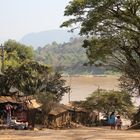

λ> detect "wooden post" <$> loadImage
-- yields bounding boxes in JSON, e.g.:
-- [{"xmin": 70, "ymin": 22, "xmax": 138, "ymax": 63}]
[{"xmin": 68, "ymin": 74, "xmax": 71, "ymax": 103}]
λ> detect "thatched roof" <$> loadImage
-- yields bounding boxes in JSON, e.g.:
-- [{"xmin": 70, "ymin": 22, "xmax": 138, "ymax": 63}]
[
  {"xmin": 26, "ymin": 99, "xmax": 42, "ymax": 109},
  {"xmin": 49, "ymin": 104, "xmax": 69, "ymax": 116},
  {"xmin": 0, "ymin": 96, "xmax": 19, "ymax": 104},
  {"xmin": 66, "ymin": 102, "xmax": 87, "ymax": 113},
  {"xmin": 0, "ymin": 95, "xmax": 41, "ymax": 110},
  {"xmin": 75, "ymin": 108, "xmax": 87, "ymax": 113},
  {"xmin": 19, "ymin": 95, "xmax": 33, "ymax": 101},
  {"xmin": 19, "ymin": 96, "xmax": 41, "ymax": 109}
]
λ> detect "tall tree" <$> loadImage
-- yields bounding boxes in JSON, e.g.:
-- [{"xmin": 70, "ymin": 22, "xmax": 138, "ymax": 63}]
[
  {"xmin": 61, "ymin": 0, "xmax": 140, "ymax": 94},
  {"xmin": 0, "ymin": 61, "xmax": 69, "ymax": 101},
  {"xmin": 82, "ymin": 89, "xmax": 134, "ymax": 118},
  {"xmin": 3, "ymin": 40, "xmax": 34, "ymax": 69}
]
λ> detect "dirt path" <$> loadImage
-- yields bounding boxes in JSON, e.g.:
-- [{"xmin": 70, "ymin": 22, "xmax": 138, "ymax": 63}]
[{"xmin": 0, "ymin": 127, "xmax": 140, "ymax": 140}]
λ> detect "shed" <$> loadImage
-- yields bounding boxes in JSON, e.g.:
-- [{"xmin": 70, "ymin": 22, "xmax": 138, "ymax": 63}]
[
  {"xmin": 19, "ymin": 96, "xmax": 42, "ymax": 129},
  {"xmin": 0, "ymin": 96, "xmax": 22, "ymax": 126},
  {"xmin": 48, "ymin": 104, "xmax": 71, "ymax": 128},
  {"xmin": 0, "ymin": 95, "xmax": 41, "ymax": 129}
]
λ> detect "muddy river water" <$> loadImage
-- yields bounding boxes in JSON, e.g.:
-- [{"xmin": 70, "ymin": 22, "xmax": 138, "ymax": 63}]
[
  {"xmin": 61, "ymin": 75, "xmax": 140, "ymax": 107},
  {"xmin": 61, "ymin": 75, "xmax": 120, "ymax": 104}
]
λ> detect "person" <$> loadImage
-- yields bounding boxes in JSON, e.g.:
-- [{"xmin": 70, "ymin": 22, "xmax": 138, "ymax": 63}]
[
  {"xmin": 116, "ymin": 115, "xmax": 122, "ymax": 130},
  {"xmin": 109, "ymin": 112, "xmax": 116, "ymax": 129},
  {"xmin": 5, "ymin": 104, "xmax": 13, "ymax": 124}
]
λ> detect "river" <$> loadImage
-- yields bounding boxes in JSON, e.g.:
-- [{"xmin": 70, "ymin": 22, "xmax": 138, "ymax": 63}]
[
  {"xmin": 61, "ymin": 75, "xmax": 140, "ymax": 107},
  {"xmin": 61, "ymin": 75, "xmax": 120, "ymax": 104}
]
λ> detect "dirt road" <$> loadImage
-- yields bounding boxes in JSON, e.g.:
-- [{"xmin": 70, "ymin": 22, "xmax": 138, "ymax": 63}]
[{"xmin": 0, "ymin": 127, "xmax": 140, "ymax": 140}]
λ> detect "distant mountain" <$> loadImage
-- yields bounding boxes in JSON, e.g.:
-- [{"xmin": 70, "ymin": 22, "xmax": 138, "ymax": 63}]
[{"xmin": 20, "ymin": 29, "xmax": 79, "ymax": 48}]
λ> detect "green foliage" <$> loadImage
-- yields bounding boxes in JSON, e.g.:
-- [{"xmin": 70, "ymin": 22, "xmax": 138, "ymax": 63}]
[
  {"xmin": 0, "ymin": 40, "xmax": 69, "ymax": 103},
  {"xmin": 62, "ymin": 0, "xmax": 140, "ymax": 94},
  {"xmin": 0, "ymin": 61, "xmax": 50, "ymax": 95},
  {"xmin": 0, "ymin": 40, "xmax": 70, "ymax": 125},
  {"xmin": 0, "ymin": 61, "xmax": 69, "ymax": 102},
  {"xmin": 132, "ymin": 107, "xmax": 140, "ymax": 125},
  {"xmin": 3, "ymin": 40, "xmax": 34, "ymax": 69},
  {"xmin": 35, "ymin": 38, "xmax": 86, "ymax": 72},
  {"xmin": 35, "ymin": 37, "xmax": 107, "ymax": 75},
  {"xmin": 82, "ymin": 89, "xmax": 134, "ymax": 118}
]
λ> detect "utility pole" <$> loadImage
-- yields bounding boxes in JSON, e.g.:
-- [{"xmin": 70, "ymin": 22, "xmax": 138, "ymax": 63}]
[
  {"xmin": 68, "ymin": 74, "xmax": 71, "ymax": 103},
  {"xmin": 94, "ymin": 84, "xmax": 100, "ymax": 126},
  {"xmin": 0, "ymin": 44, "xmax": 4, "ymax": 72},
  {"xmin": 97, "ymin": 85, "xmax": 100, "ymax": 124}
]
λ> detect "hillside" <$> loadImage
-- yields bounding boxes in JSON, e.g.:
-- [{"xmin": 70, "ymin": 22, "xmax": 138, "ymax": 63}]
[
  {"xmin": 35, "ymin": 37, "xmax": 107, "ymax": 75},
  {"xmin": 20, "ymin": 29, "xmax": 79, "ymax": 48}
]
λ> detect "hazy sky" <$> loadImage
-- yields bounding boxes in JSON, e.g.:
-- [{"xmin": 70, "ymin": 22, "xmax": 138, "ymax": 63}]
[{"xmin": 0, "ymin": 0, "xmax": 70, "ymax": 43}]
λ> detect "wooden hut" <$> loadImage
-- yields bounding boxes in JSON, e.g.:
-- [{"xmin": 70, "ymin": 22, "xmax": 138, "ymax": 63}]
[
  {"xmin": 19, "ymin": 96, "xmax": 42, "ymax": 129},
  {"xmin": 0, "ymin": 96, "xmax": 21, "ymax": 127},
  {"xmin": 48, "ymin": 104, "xmax": 71, "ymax": 129},
  {"xmin": 0, "ymin": 95, "xmax": 41, "ymax": 129},
  {"xmin": 68, "ymin": 107, "xmax": 89, "ymax": 125},
  {"xmin": 67, "ymin": 101, "xmax": 97, "ymax": 126}
]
